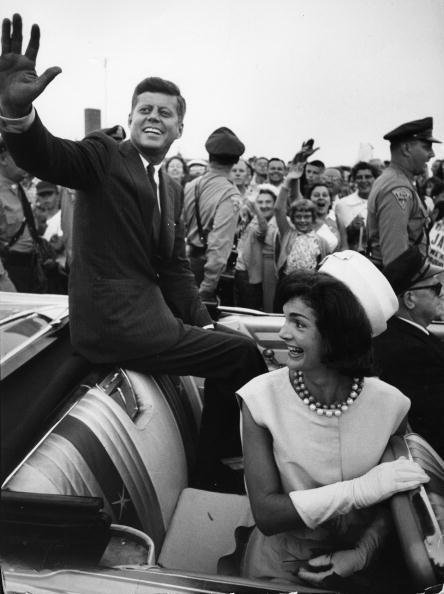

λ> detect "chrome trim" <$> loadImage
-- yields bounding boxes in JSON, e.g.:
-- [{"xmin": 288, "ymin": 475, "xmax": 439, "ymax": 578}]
[
  {"xmin": 110, "ymin": 524, "xmax": 156, "ymax": 567},
  {"xmin": 218, "ymin": 305, "xmax": 283, "ymax": 317}
]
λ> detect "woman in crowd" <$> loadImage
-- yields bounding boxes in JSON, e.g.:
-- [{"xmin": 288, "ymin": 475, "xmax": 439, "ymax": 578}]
[
  {"xmin": 275, "ymin": 169, "xmax": 331, "ymax": 280},
  {"xmin": 237, "ymin": 258, "xmax": 429, "ymax": 592},
  {"xmin": 165, "ymin": 155, "xmax": 188, "ymax": 186},
  {"xmin": 234, "ymin": 185, "xmax": 278, "ymax": 310},
  {"xmin": 307, "ymin": 182, "xmax": 341, "ymax": 252}
]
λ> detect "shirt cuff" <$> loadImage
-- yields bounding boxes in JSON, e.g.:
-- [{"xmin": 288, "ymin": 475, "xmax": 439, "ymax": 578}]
[
  {"xmin": 0, "ymin": 107, "xmax": 36, "ymax": 132},
  {"xmin": 202, "ymin": 323, "xmax": 215, "ymax": 330}
]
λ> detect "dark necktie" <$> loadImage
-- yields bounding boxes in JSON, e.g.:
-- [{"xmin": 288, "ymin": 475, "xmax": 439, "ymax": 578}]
[{"xmin": 147, "ymin": 164, "xmax": 161, "ymax": 246}]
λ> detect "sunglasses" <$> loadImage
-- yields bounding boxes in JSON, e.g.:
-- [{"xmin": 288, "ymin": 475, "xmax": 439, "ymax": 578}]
[{"xmin": 408, "ymin": 282, "xmax": 442, "ymax": 296}]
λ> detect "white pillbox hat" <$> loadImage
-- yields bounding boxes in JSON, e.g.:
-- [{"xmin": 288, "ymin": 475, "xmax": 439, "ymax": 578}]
[{"xmin": 319, "ymin": 251, "xmax": 398, "ymax": 337}]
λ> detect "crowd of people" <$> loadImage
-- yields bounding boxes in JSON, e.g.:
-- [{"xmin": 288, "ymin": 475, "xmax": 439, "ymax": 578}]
[
  {"xmin": 2, "ymin": 120, "xmax": 444, "ymax": 310},
  {"xmin": 1, "ymin": 13, "xmax": 444, "ymax": 593},
  {"xmin": 180, "ymin": 136, "xmax": 444, "ymax": 314}
]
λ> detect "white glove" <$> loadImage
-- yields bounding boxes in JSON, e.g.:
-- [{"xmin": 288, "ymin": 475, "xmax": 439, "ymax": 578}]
[
  {"xmin": 353, "ymin": 457, "xmax": 429, "ymax": 509},
  {"xmin": 298, "ymin": 549, "xmax": 365, "ymax": 584},
  {"xmin": 298, "ymin": 509, "xmax": 390, "ymax": 584},
  {"xmin": 290, "ymin": 457, "xmax": 429, "ymax": 529}
]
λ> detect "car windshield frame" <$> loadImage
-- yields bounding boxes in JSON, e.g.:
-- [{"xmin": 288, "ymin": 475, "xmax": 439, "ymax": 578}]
[{"xmin": 0, "ymin": 293, "xmax": 69, "ymax": 379}]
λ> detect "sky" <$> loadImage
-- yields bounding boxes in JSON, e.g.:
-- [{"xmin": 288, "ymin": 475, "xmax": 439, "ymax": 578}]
[{"xmin": 3, "ymin": 0, "xmax": 444, "ymax": 167}]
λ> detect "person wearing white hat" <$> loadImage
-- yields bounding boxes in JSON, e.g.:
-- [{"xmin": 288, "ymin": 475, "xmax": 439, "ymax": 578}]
[{"xmin": 236, "ymin": 254, "xmax": 428, "ymax": 590}]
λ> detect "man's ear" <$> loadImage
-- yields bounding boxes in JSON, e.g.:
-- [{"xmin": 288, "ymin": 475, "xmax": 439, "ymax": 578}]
[
  {"xmin": 177, "ymin": 122, "xmax": 184, "ymax": 138},
  {"xmin": 399, "ymin": 141, "xmax": 411, "ymax": 158},
  {"xmin": 128, "ymin": 112, "xmax": 132, "ymax": 128},
  {"xmin": 401, "ymin": 290, "xmax": 416, "ymax": 310}
]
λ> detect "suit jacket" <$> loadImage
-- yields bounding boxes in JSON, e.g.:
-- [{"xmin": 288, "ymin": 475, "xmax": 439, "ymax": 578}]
[
  {"xmin": 373, "ymin": 316, "xmax": 444, "ymax": 455},
  {"xmin": 5, "ymin": 114, "xmax": 211, "ymax": 363}
]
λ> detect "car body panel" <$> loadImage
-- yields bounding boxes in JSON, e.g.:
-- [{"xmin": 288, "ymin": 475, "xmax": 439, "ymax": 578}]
[
  {"xmin": 1, "ymin": 292, "xmax": 69, "ymax": 379},
  {"xmin": 1, "ymin": 294, "xmax": 444, "ymax": 594}
]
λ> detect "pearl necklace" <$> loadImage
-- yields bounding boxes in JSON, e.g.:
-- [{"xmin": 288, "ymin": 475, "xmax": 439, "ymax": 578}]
[{"xmin": 291, "ymin": 371, "xmax": 364, "ymax": 417}]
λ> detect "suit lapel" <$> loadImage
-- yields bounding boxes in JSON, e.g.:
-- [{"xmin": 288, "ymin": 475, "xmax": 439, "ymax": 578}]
[
  {"xmin": 426, "ymin": 329, "xmax": 444, "ymax": 361},
  {"xmin": 393, "ymin": 317, "xmax": 444, "ymax": 362},
  {"xmin": 119, "ymin": 141, "xmax": 157, "ymax": 245},
  {"xmin": 158, "ymin": 170, "xmax": 175, "ymax": 259}
]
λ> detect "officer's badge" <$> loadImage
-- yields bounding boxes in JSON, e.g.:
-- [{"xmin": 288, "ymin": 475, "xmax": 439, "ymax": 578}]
[{"xmin": 392, "ymin": 187, "xmax": 412, "ymax": 210}]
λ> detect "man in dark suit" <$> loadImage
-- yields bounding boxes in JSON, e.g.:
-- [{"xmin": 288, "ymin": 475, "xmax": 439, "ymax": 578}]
[
  {"xmin": 0, "ymin": 14, "xmax": 267, "ymax": 490},
  {"xmin": 373, "ymin": 247, "xmax": 444, "ymax": 457}
]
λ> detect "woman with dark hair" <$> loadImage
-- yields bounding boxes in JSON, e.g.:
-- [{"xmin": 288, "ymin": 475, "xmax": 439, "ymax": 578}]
[
  {"xmin": 165, "ymin": 155, "xmax": 188, "ymax": 186},
  {"xmin": 237, "ymin": 258, "xmax": 428, "ymax": 591}
]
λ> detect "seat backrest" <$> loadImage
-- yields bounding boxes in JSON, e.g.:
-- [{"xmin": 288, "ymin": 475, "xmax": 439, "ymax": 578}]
[{"xmin": 3, "ymin": 370, "xmax": 198, "ymax": 555}]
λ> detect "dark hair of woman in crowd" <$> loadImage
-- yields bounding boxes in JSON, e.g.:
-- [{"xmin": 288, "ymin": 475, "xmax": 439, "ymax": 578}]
[
  {"xmin": 431, "ymin": 179, "xmax": 444, "ymax": 222},
  {"xmin": 433, "ymin": 160, "xmax": 444, "ymax": 181},
  {"xmin": 276, "ymin": 270, "xmax": 374, "ymax": 377}
]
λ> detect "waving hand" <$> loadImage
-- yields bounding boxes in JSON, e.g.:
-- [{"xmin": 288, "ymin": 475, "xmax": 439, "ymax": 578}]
[{"xmin": 0, "ymin": 13, "xmax": 61, "ymax": 117}]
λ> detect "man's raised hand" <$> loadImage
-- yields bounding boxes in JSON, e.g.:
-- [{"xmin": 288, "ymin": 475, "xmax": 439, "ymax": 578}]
[{"xmin": 0, "ymin": 14, "xmax": 61, "ymax": 117}]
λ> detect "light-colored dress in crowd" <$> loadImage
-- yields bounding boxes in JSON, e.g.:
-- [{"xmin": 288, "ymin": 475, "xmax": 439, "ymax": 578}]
[{"xmin": 277, "ymin": 229, "xmax": 330, "ymax": 276}]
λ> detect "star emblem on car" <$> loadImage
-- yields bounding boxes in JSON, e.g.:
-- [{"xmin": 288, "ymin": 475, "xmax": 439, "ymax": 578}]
[{"xmin": 111, "ymin": 484, "xmax": 131, "ymax": 520}]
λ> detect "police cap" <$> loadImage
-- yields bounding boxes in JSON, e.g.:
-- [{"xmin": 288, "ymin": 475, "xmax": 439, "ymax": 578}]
[
  {"xmin": 205, "ymin": 127, "xmax": 245, "ymax": 157},
  {"xmin": 383, "ymin": 246, "xmax": 444, "ymax": 295},
  {"xmin": 36, "ymin": 180, "xmax": 58, "ymax": 195},
  {"xmin": 383, "ymin": 117, "xmax": 441, "ymax": 144}
]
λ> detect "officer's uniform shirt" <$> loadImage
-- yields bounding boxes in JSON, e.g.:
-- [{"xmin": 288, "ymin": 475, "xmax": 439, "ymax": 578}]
[
  {"xmin": 367, "ymin": 163, "xmax": 428, "ymax": 266},
  {"xmin": 0, "ymin": 174, "xmax": 34, "ymax": 253},
  {"xmin": 183, "ymin": 172, "xmax": 240, "ymax": 295}
]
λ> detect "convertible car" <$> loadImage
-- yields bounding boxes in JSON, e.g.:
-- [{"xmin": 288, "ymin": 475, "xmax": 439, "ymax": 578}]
[{"xmin": 1, "ymin": 292, "xmax": 443, "ymax": 594}]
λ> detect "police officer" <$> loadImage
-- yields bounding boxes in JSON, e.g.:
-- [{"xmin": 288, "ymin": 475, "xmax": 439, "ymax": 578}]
[
  {"xmin": 367, "ymin": 117, "xmax": 441, "ymax": 267},
  {"xmin": 184, "ymin": 127, "xmax": 244, "ymax": 303}
]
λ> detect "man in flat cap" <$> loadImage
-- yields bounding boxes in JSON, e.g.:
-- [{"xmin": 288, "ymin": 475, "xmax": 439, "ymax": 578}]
[
  {"xmin": 367, "ymin": 117, "xmax": 441, "ymax": 267},
  {"xmin": 373, "ymin": 246, "xmax": 444, "ymax": 456},
  {"xmin": 0, "ymin": 14, "xmax": 267, "ymax": 491},
  {"xmin": 184, "ymin": 126, "xmax": 244, "ymax": 303}
]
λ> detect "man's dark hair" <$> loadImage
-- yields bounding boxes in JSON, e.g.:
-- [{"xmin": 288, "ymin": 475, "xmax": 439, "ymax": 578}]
[
  {"xmin": 131, "ymin": 77, "xmax": 186, "ymax": 123},
  {"xmin": 307, "ymin": 159, "xmax": 325, "ymax": 169},
  {"xmin": 351, "ymin": 161, "xmax": 379, "ymax": 180},
  {"xmin": 268, "ymin": 157, "xmax": 285, "ymax": 168},
  {"xmin": 276, "ymin": 270, "xmax": 373, "ymax": 377}
]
